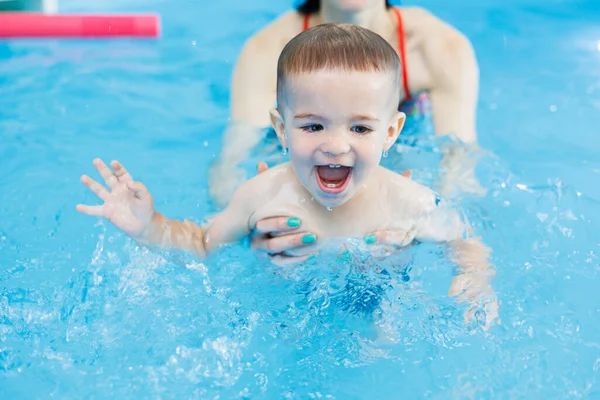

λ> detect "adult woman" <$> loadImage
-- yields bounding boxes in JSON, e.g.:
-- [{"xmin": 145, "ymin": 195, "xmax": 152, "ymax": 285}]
[{"xmin": 210, "ymin": 0, "xmax": 481, "ymax": 264}]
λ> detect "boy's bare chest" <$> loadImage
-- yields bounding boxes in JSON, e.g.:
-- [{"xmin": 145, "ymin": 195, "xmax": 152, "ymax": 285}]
[{"xmin": 250, "ymin": 193, "xmax": 414, "ymax": 240}]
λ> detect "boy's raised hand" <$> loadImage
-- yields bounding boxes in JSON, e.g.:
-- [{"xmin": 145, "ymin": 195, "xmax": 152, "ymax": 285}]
[{"xmin": 76, "ymin": 159, "xmax": 155, "ymax": 239}]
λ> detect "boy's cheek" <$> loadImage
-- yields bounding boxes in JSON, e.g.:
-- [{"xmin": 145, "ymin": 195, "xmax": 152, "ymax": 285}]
[{"xmin": 289, "ymin": 141, "xmax": 315, "ymax": 160}]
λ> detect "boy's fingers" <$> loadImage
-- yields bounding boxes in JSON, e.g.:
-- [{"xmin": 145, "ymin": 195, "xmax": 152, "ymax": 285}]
[
  {"xmin": 93, "ymin": 158, "xmax": 118, "ymax": 189},
  {"xmin": 254, "ymin": 216, "xmax": 302, "ymax": 234},
  {"xmin": 257, "ymin": 161, "xmax": 268, "ymax": 174},
  {"xmin": 76, "ymin": 204, "xmax": 104, "ymax": 217},
  {"xmin": 111, "ymin": 160, "xmax": 133, "ymax": 183},
  {"xmin": 126, "ymin": 181, "xmax": 149, "ymax": 200},
  {"xmin": 81, "ymin": 175, "xmax": 110, "ymax": 201}
]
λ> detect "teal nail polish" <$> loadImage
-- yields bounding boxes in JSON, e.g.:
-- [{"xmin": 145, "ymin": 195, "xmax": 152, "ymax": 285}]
[
  {"xmin": 364, "ymin": 234, "xmax": 377, "ymax": 245},
  {"xmin": 302, "ymin": 234, "xmax": 316, "ymax": 244},
  {"xmin": 287, "ymin": 217, "xmax": 301, "ymax": 228}
]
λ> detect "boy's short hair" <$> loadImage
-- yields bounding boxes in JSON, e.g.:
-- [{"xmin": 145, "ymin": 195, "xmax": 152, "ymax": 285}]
[{"xmin": 276, "ymin": 23, "xmax": 401, "ymax": 107}]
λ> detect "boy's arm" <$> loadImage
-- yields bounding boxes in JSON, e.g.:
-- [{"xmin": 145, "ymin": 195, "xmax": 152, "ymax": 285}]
[
  {"xmin": 77, "ymin": 158, "xmax": 254, "ymax": 260},
  {"xmin": 142, "ymin": 184, "xmax": 255, "ymax": 258}
]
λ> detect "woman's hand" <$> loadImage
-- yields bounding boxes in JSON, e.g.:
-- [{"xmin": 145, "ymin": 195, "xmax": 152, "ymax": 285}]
[
  {"xmin": 449, "ymin": 271, "xmax": 499, "ymax": 331},
  {"xmin": 251, "ymin": 161, "xmax": 318, "ymax": 266},
  {"xmin": 250, "ymin": 216, "xmax": 318, "ymax": 266},
  {"xmin": 76, "ymin": 158, "xmax": 155, "ymax": 240}
]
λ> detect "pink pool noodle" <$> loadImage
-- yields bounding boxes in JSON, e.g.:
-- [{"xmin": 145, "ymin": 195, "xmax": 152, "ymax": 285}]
[{"xmin": 0, "ymin": 13, "xmax": 160, "ymax": 38}]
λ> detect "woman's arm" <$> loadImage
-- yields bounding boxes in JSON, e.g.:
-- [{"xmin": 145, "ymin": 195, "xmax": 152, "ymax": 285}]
[
  {"xmin": 208, "ymin": 23, "xmax": 283, "ymax": 208},
  {"xmin": 409, "ymin": 9, "xmax": 485, "ymax": 198},
  {"xmin": 417, "ymin": 8, "xmax": 479, "ymax": 143}
]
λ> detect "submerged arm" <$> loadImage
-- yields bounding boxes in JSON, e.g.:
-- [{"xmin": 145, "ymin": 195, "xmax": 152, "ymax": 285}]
[
  {"xmin": 209, "ymin": 35, "xmax": 276, "ymax": 207},
  {"xmin": 420, "ymin": 10, "xmax": 485, "ymax": 198},
  {"xmin": 414, "ymin": 195, "xmax": 498, "ymax": 329}
]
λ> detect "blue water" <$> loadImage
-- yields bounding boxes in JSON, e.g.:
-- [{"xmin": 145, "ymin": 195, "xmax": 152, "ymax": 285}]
[{"xmin": 1, "ymin": 0, "xmax": 600, "ymax": 398}]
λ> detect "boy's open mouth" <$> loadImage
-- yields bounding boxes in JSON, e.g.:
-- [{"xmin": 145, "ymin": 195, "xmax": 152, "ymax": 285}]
[{"xmin": 315, "ymin": 164, "xmax": 352, "ymax": 194}]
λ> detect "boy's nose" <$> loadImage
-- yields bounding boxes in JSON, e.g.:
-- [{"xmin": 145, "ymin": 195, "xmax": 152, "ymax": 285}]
[{"xmin": 320, "ymin": 132, "xmax": 351, "ymax": 156}]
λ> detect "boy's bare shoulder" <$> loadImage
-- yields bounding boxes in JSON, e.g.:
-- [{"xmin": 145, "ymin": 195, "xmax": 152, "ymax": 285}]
[
  {"xmin": 375, "ymin": 167, "xmax": 440, "ymax": 212},
  {"xmin": 233, "ymin": 163, "xmax": 297, "ymax": 205}
]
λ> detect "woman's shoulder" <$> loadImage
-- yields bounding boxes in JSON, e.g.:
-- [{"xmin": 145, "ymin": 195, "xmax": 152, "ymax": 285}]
[
  {"xmin": 243, "ymin": 11, "xmax": 305, "ymax": 56},
  {"xmin": 400, "ymin": 6, "xmax": 471, "ymax": 45},
  {"xmin": 399, "ymin": 6, "xmax": 474, "ymax": 76},
  {"xmin": 398, "ymin": 7, "xmax": 448, "ymax": 30}
]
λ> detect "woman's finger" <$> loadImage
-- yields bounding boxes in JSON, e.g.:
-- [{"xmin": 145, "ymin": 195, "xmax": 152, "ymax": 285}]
[
  {"xmin": 111, "ymin": 160, "xmax": 134, "ymax": 184},
  {"xmin": 269, "ymin": 252, "xmax": 316, "ymax": 267},
  {"xmin": 463, "ymin": 296, "xmax": 499, "ymax": 331},
  {"xmin": 81, "ymin": 175, "xmax": 110, "ymax": 201},
  {"xmin": 449, "ymin": 274, "xmax": 472, "ymax": 299},
  {"xmin": 257, "ymin": 161, "xmax": 268, "ymax": 174},
  {"xmin": 251, "ymin": 232, "xmax": 317, "ymax": 255},
  {"xmin": 93, "ymin": 158, "xmax": 119, "ymax": 189},
  {"xmin": 75, "ymin": 204, "xmax": 104, "ymax": 217},
  {"xmin": 253, "ymin": 216, "xmax": 302, "ymax": 235},
  {"xmin": 364, "ymin": 229, "xmax": 415, "ymax": 247}
]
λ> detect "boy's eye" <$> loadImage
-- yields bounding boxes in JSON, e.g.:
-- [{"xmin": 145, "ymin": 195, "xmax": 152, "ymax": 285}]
[
  {"xmin": 351, "ymin": 125, "xmax": 372, "ymax": 135},
  {"xmin": 301, "ymin": 124, "xmax": 324, "ymax": 133}
]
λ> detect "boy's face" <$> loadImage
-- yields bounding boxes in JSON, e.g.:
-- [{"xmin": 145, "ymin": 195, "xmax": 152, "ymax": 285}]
[{"xmin": 271, "ymin": 70, "xmax": 405, "ymax": 208}]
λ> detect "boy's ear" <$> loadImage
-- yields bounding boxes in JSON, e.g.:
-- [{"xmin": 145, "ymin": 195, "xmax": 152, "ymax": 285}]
[
  {"xmin": 270, "ymin": 108, "xmax": 288, "ymax": 149},
  {"xmin": 384, "ymin": 111, "xmax": 406, "ymax": 151}
]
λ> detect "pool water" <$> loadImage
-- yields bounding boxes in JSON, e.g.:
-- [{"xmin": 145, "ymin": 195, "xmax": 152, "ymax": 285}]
[{"xmin": 1, "ymin": 0, "xmax": 600, "ymax": 398}]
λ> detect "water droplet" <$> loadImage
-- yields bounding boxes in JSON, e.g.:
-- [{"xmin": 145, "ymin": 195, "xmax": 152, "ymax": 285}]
[
  {"xmin": 191, "ymin": 40, "xmax": 196, "ymax": 46},
  {"xmin": 326, "ymin": 207, "xmax": 332, "ymax": 211},
  {"xmin": 549, "ymin": 105, "xmax": 557, "ymax": 112}
]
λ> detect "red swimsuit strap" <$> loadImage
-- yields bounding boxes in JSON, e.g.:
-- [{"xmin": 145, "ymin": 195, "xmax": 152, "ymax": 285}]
[
  {"xmin": 302, "ymin": 9, "xmax": 410, "ymax": 100},
  {"xmin": 392, "ymin": 7, "xmax": 411, "ymax": 101},
  {"xmin": 303, "ymin": 14, "xmax": 310, "ymax": 31}
]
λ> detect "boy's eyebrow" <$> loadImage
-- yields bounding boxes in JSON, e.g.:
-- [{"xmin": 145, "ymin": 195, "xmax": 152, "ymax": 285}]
[
  {"xmin": 293, "ymin": 113, "xmax": 379, "ymax": 121},
  {"xmin": 351, "ymin": 114, "xmax": 380, "ymax": 121},
  {"xmin": 294, "ymin": 113, "xmax": 323, "ymax": 119}
]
